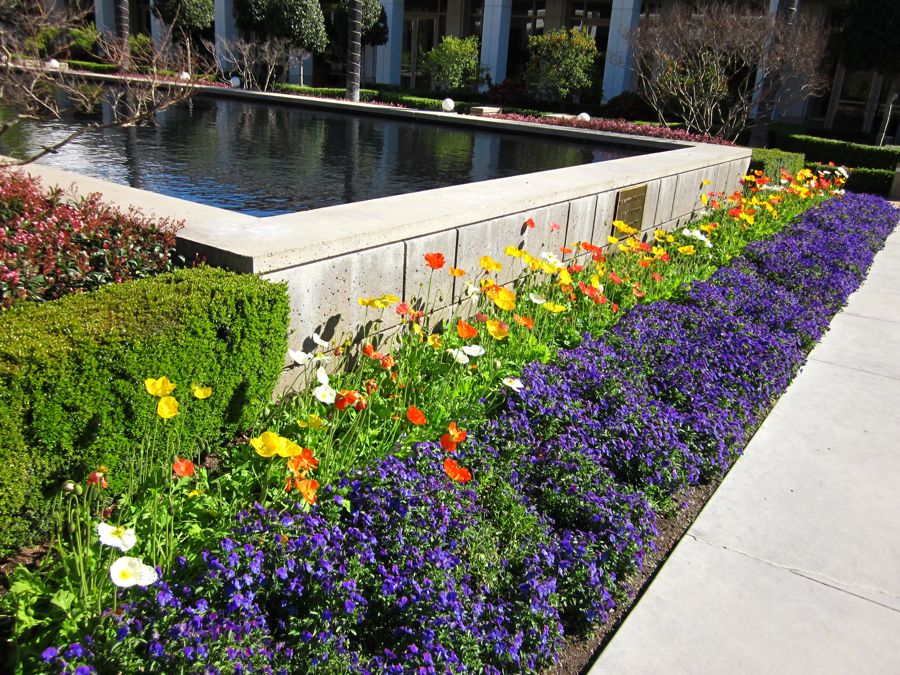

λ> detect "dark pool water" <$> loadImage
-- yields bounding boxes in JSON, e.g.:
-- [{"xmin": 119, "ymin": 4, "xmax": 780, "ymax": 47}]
[{"xmin": 2, "ymin": 96, "xmax": 648, "ymax": 216}]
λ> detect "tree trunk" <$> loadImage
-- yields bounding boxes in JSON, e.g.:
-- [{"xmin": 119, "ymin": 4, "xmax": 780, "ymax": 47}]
[
  {"xmin": 117, "ymin": 0, "xmax": 131, "ymax": 70},
  {"xmin": 347, "ymin": 0, "xmax": 362, "ymax": 102}
]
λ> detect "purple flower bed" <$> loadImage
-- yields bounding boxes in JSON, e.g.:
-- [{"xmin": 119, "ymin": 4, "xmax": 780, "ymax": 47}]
[{"xmin": 47, "ymin": 194, "xmax": 897, "ymax": 673}]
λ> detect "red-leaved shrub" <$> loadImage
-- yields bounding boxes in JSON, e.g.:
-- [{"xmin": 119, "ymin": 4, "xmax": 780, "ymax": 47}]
[
  {"xmin": 0, "ymin": 170, "xmax": 182, "ymax": 309},
  {"xmin": 493, "ymin": 113, "xmax": 733, "ymax": 145}
]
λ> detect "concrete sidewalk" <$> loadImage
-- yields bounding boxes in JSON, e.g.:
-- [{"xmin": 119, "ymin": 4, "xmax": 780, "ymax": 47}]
[{"xmin": 590, "ymin": 228, "xmax": 900, "ymax": 674}]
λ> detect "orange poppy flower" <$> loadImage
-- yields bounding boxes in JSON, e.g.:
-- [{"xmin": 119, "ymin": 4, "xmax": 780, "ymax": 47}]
[
  {"xmin": 524, "ymin": 217, "xmax": 536, "ymax": 228},
  {"xmin": 449, "ymin": 266, "xmax": 465, "ymax": 277},
  {"xmin": 513, "ymin": 314, "xmax": 534, "ymax": 330},
  {"xmin": 424, "ymin": 252, "xmax": 445, "ymax": 269},
  {"xmin": 287, "ymin": 448, "xmax": 318, "ymax": 477},
  {"xmin": 364, "ymin": 378, "xmax": 378, "ymax": 395},
  {"xmin": 380, "ymin": 354, "xmax": 395, "ymax": 370},
  {"xmin": 363, "ymin": 343, "xmax": 383, "ymax": 360},
  {"xmin": 335, "ymin": 390, "xmax": 360, "ymax": 411},
  {"xmin": 457, "ymin": 320, "xmax": 478, "ymax": 339},
  {"xmin": 611, "ymin": 303, "xmax": 619, "ymax": 313},
  {"xmin": 287, "ymin": 477, "xmax": 319, "ymax": 504},
  {"xmin": 407, "ymin": 405, "xmax": 427, "ymax": 425},
  {"xmin": 652, "ymin": 273, "xmax": 662, "ymax": 282},
  {"xmin": 87, "ymin": 470, "xmax": 109, "ymax": 489},
  {"xmin": 443, "ymin": 458, "xmax": 472, "ymax": 483},
  {"xmin": 172, "ymin": 457, "xmax": 195, "ymax": 478},
  {"xmin": 609, "ymin": 272, "xmax": 623, "ymax": 284}
]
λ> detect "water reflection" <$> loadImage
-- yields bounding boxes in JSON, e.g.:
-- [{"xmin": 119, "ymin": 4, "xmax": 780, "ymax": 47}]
[{"xmin": 1, "ymin": 96, "xmax": 649, "ymax": 216}]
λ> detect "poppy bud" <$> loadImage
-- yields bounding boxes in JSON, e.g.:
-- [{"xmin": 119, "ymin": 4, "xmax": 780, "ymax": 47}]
[
  {"xmin": 75, "ymin": 484, "xmax": 84, "ymax": 496},
  {"xmin": 62, "ymin": 480, "xmax": 76, "ymax": 493}
]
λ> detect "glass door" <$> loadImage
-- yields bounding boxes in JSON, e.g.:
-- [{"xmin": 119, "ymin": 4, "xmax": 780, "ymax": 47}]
[{"xmin": 401, "ymin": 15, "xmax": 439, "ymax": 89}]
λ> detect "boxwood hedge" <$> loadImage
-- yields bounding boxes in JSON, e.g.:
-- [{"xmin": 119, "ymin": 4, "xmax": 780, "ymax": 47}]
[{"xmin": 0, "ymin": 266, "xmax": 289, "ymax": 556}]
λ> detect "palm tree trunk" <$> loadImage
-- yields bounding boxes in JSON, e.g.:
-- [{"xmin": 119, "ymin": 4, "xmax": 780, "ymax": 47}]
[
  {"xmin": 347, "ymin": 0, "xmax": 362, "ymax": 102},
  {"xmin": 117, "ymin": 0, "xmax": 131, "ymax": 70}
]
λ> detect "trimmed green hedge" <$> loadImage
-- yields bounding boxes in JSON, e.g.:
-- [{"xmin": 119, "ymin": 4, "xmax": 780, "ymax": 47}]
[
  {"xmin": 781, "ymin": 134, "xmax": 900, "ymax": 171},
  {"xmin": 63, "ymin": 59, "xmax": 121, "ymax": 74},
  {"xmin": 750, "ymin": 148, "xmax": 805, "ymax": 178},
  {"xmin": 810, "ymin": 163, "xmax": 893, "ymax": 195},
  {"xmin": 275, "ymin": 84, "xmax": 379, "ymax": 101},
  {"xmin": 0, "ymin": 267, "xmax": 289, "ymax": 556}
]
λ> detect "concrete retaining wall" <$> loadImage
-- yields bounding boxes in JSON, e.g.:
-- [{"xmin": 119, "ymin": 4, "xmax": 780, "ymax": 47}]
[{"xmin": 12, "ymin": 103, "xmax": 750, "ymax": 391}]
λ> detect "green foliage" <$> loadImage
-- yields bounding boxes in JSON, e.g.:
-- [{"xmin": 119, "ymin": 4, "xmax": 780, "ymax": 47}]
[
  {"xmin": 0, "ymin": 267, "xmax": 289, "ymax": 557},
  {"xmin": 62, "ymin": 60, "xmax": 121, "ymax": 74},
  {"xmin": 66, "ymin": 24, "xmax": 100, "ymax": 59},
  {"xmin": 780, "ymin": 134, "xmax": 900, "ymax": 171},
  {"xmin": 422, "ymin": 35, "xmax": 484, "ymax": 93},
  {"xmin": 233, "ymin": 0, "xmax": 328, "ymax": 52},
  {"xmin": 128, "ymin": 33, "xmax": 155, "ymax": 67},
  {"xmin": 524, "ymin": 28, "xmax": 598, "ymax": 103},
  {"xmin": 153, "ymin": 0, "xmax": 215, "ymax": 30},
  {"xmin": 750, "ymin": 148, "xmax": 805, "ymax": 178},
  {"xmin": 275, "ymin": 83, "xmax": 378, "ymax": 100}
]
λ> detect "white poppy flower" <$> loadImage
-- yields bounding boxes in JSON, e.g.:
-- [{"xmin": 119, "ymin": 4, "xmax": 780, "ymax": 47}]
[
  {"xmin": 315, "ymin": 367, "xmax": 330, "ymax": 386},
  {"xmin": 314, "ymin": 383, "xmax": 337, "ymax": 404},
  {"xmin": 461, "ymin": 345, "xmax": 485, "ymax": 357},
  {"xmin": 97, "ymin": 522, "xmax": 137, "ymax": 552},
  {"xmin": 288, "ymin": 349, "xmax": 311, "ymax": 366},
  {"xmin": 539, "ymin": 251, "xmax": 562, "ymax": 267},
  {"xmin": 109, "ymin": 556, "xmax": 158, "ymax": 588},
  {"xmin": 529, "ymin": 292, "xmax": 547, "ymax": 305},
  {"xmin": 464, "ymin": 282, "xmax": 479, "ymax": 298},
  {"xmin": 502, "ymin": 377, "xmax": 525, "ymax": 392},
  {"xmin": 447, "ymin": 348, "xmax": 470, "ymax": 365},
  {"xmin": 311, "ymin": 353, "xmax": 332, "ymax": 364},
  {"xmin": 312, "ymin": 332, "xmax": 330, "ymax": 348}
]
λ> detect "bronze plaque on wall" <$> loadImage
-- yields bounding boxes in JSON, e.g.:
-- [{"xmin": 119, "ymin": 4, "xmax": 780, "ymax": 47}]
[{"xmin": 612, "ymin": 184, "xmax": 648, "ymax": 235}]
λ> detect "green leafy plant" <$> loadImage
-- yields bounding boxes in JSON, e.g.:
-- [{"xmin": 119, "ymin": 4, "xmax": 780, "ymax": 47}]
[
  {"xmin": 422, "ymin": 35, "xmax": 484, "ymax": 93},
  {"xmin": 524, "ymin": 28, "xmax": 597, "ymax": 103}
]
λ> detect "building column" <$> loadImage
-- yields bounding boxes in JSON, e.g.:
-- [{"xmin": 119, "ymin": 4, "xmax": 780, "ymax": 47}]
[
  {"xmin": 862, "ymin": 72, "xmax": 884, "ymax": 133},
  {"xmin": 824, "ymin": 62, "xmax": 845, "ymax": 129},
  {"xmin": 94, "ymin": 0, "xmax": 117, "ymax": 35},
  {"xmin": 480, "ymin": 0, "xmax": 512, "ymax": 86},
  {"xmin": 446, "ymin": 0, "xmax": 465, "ymax": 36},
  {"xmin": 214, "ymin": 0, "xmax": 237, "ymax": 69},
  {"xmin": 601, "ymin": 0, "xmax": 641, "ymax": 101},
  {"xmin": 375, "ymin": 0, "xmax": 404, "ymax": 85}
]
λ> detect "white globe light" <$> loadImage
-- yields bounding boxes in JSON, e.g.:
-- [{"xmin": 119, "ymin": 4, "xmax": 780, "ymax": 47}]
[
  {"xmin": 47, "ymin": 59, "xmax": 60, "ymax": 69},
  {"xmin": 179, "ymin": 71, "xmax": 191, "ymax": 80},
  {"xmin": 441, "ymin": 98, "xmax": 455, "ymax": 112},
  {"xmin": 230, "ymin": 76, "xmax": 241, "ymax": 88},
  {"xmin": 576, "ymin": 112, "xmax": 591, "ymax": 121}
]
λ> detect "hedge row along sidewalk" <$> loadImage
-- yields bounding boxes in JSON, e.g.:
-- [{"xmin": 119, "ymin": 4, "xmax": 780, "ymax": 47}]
[{"xmin": 36, "ymin": 192, "xmax": 898, "ymax": 673}]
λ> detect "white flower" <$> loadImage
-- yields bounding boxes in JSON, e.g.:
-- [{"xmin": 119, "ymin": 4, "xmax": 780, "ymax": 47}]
[
  {"xmin": 835, "ymin": 166, "xmax": 849, "ymax": 178},
  {"xmin": 502, "ymin": 377, "xmax": 524, "ymax": 392},
  {"xmin": 463, "ymin": 282, "xmax": 479, "ymax": 298},
  {"xmin": 288, "ymin": 349, "xmax": 311, "ymax": 366},
  {"xmin": 529, "ymin": 292, "xmax": 546, "ymax": 305},
  {"xmin": 461, "ymin": 345, "xmax": 485, "ymax": 357},
  {"xmin": 447, "ymin": 348, "xmax": 470, "ymax": 365},
  {"xmin": 313, "ymin": 367, "xmax": 336, "ymax": 403},
  {"xmin": 97, "ymin": 522, "xmax": 137, "ymax": 552},
  {"xmin": 109, "ymin": 556, "xmax": 158, "ymax": 588},
  {"xmin": 314, "ymin": 383, "xmax": 336, "ymax": 404},
  {"xmin": 539, "ymin": 251, "xmax": 562, "ymax": 267},
  {"xmin": 311, "ymin": 353, "xmax": 332, "ymax": 364},
  {"xmin": 312, "ymin": 332, "xmax": 330, "ymax": 348}
]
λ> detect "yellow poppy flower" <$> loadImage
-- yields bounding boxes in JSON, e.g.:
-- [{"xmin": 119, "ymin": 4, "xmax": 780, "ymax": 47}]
[
  {"xmin": 250, "ymin": 431, "xmax": 287, "ymax": 458},
  {"xmin": 654, "ymin": 229, "xmax": 666, "ymax": 242},
  {"xmin": 427, "ymin": 333, "xmax": 443, "ymax": 349},
  {"xmin": 678, "ymin": 245, "xmax": 696, "ymax": 255},
  {"xmin": 191, "ymin": 383, "xmax": 212, "ymax": 399},
  {"xmin": 701, "ymin": 193, "xmax": 709, "ymax": 206},
  {"xmin": 486, "ymin": 320, "xmax": 509, "ymax": 340},
  {"xmin": 380, "ymin": 294, "xmax": 401, "ymax": 304},
  {"xmin": 504, "ymin": 245, "xmax": 524, "ymax": 258},
  {"xmin": 297, "ymin": 414, "xmax": 328, "ymax": 430},
  {"xmin": 479, "ymin": 255, "xmax": 503, "ymax": 272},
  {"xmin": 612, "ymin": 220, "xmax": 638, "ymax": 235},
  {"xmin": 157, "ymin": 396, "xmax": 179, "ymax": 419},
  {"xmin": 608, "ymin": 235, "xmax": 619, "ymax": 245},
  {"xmin": 488, "ymin": 286, "xmax": 516, "ymax": 311},
  {"xmin": 542, "ymin": 302, "xmax": 567, "ymax": 313},
  {"xmin": 144, "ymin": 376, "xmax": 176, "ymax": 397},
  {"xmin": 557, "ymin": 268, "xmax": 573, "ymax": 285}
]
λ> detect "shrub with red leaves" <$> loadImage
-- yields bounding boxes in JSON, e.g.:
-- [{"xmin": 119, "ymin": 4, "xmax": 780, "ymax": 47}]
[
  {"xmin": 0, "ymin": 170, "xmax": 183, "ymax": 309},
  {"xmin": 493, "ymin": 113, "xmax": 734, "ymax": 146}
]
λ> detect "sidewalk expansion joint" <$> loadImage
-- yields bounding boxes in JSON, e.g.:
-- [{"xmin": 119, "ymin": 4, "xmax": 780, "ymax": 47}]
[
  {"xmin": 685, "ymin": 534, "xmax": 900, "ymax": 614},
  {"xmin": 840, "ymin": 311, "xmax": 900, "ymax": 326},
  {"xmin": 807, "ymin": 357, "xmax": 900, "ymax": 383}
]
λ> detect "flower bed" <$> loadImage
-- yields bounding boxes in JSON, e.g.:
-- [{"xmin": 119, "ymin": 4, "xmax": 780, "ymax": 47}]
[
  {"xmin": 0, "ymin": 171, "xmax": 182, "ymax": 309},
  {"xmin": 7, "ymin": 170, "xmax": 897, "ymax": 673}
]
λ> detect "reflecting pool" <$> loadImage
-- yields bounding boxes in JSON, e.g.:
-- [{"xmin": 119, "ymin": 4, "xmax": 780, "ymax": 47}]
[{"xmin": 2, "ymin": 96, "xmax": 650, "ymax": 216}]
